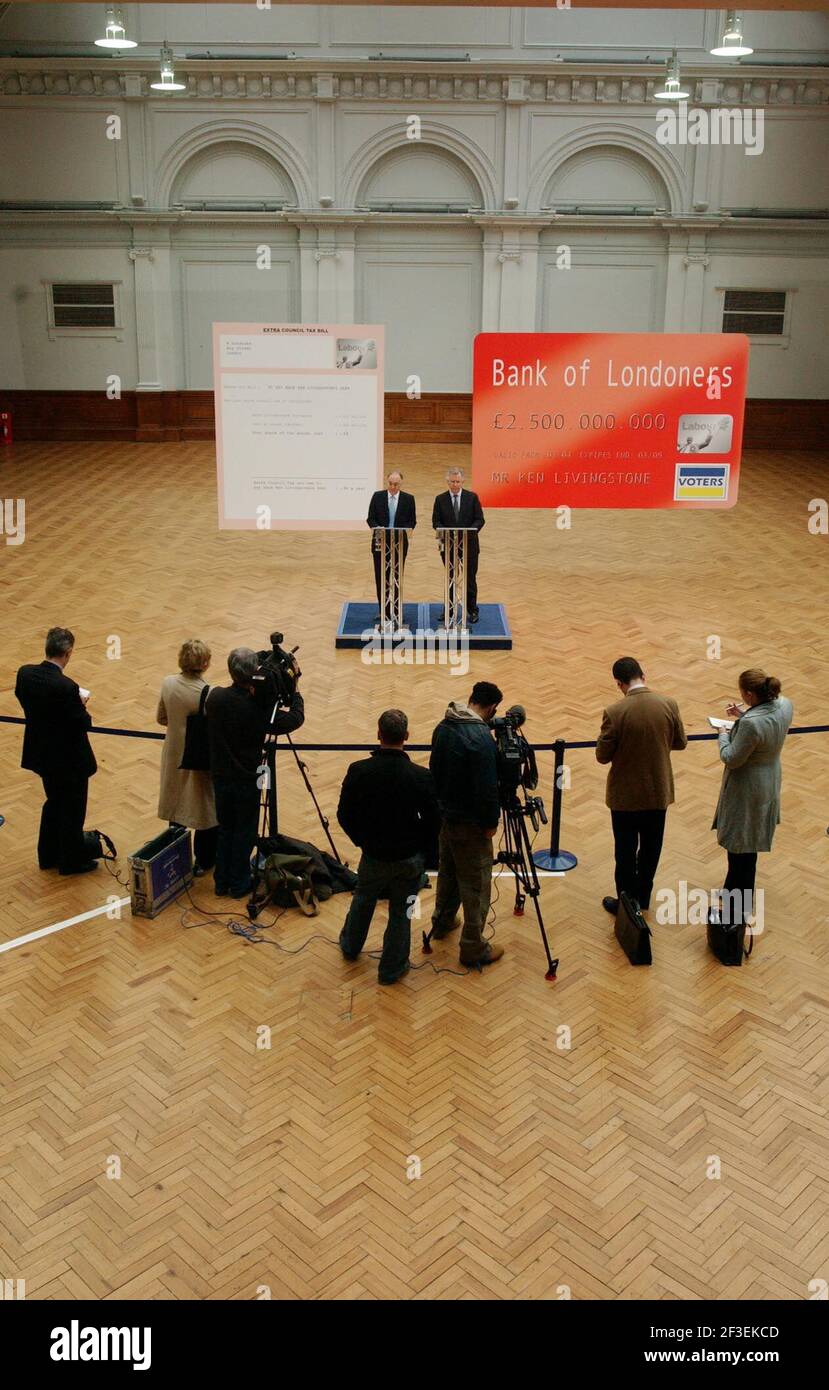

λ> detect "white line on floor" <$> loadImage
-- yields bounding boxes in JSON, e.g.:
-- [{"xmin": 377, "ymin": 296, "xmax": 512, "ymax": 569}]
[{"xmin": 0, "ymin": 898, "xmax": 131, "ymax": 955}]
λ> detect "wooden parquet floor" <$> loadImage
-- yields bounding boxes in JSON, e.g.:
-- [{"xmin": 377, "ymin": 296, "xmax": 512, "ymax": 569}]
[{"xmin": 0, "ymin": 440, "xmax": 828, "ymax": 1300}]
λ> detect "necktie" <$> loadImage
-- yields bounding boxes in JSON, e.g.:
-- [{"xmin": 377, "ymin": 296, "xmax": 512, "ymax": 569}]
[
  {"xmin": 453, "ymin": 494, "xmax": 460, "ymax": 523},
  {"xmin": 389, "ymin": 494, "xmax": 397, "ymax": 527}
]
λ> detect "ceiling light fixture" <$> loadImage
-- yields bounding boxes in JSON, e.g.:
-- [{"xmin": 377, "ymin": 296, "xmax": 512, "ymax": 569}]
[
  {"xmin": 711, "ymin": 11, "xmax": 753, "ymax": 58},
  {"xmin": 94, "ymin": 6, "xmax": 137, "ymax": 50},
  {"xmin": 654, "ymin": 50, "xmax": 689, "ymax": 101},
  {"xmin": 150, "ymin": 44, "xmax": 186, "ymax": 93}
]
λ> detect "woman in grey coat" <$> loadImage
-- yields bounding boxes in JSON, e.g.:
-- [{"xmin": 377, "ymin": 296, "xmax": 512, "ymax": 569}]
[{"xmin": 712, "ymin": 668, "xmax": 793, "ymax": 924}]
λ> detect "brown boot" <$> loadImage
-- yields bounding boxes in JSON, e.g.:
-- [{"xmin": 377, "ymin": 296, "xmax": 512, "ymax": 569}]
[
  {"xmin": 430, "ymin": 915, "xmax": 461, "ymax": 941},
  {"xmin": 460, "ymin": 942, "xmax": 504, "ymax": 968}
]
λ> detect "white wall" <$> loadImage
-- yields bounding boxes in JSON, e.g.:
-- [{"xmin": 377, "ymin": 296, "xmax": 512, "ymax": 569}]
[
  {"xmin": 0, "ymin": 6, "xmax": 827, "ymax": 396},
  {"xmin": 2, "ymin": 5, "xmax": 827, "ymax": 63}
]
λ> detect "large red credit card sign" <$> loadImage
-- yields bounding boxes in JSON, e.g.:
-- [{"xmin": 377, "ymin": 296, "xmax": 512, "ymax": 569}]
[{"xmin": 472, "ymin": 332, "xmax": 749, "ymax": 509}]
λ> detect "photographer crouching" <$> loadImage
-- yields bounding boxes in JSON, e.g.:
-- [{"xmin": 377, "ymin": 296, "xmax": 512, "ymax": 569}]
[{"xmin": 206, "ymin": 645, "xmax": 304, "ymax": 898}]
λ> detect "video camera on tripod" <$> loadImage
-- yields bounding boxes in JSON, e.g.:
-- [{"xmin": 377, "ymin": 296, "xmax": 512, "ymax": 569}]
[
  {"xmin": 252, "ymin": 631, "xmax": 301, "ymax": 723},
  {"xmin": 492, "ymin": 706, "xmax": 545, "ymax": 822},
  {"xmin": 491, "ymin": 704, "xmax": 558, "ymax": 981}
]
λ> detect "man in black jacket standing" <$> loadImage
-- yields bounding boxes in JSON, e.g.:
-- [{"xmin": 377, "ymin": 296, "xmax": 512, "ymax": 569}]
[
  {"xmin": 432, "ymin": 467, "xmax": 485, "ymax": 623},
  {"xmin": 206, "ymin": 647, "xmax": 304, "ymax": 898},
  {"xmin": 337, "ymin": 709, "xmax": 439, "ymax": 984},
  {"xmin": 15, "ymin": 626, "xmax": 98, "ymax": 875},
  {"xmin": 366, "ymin": 469, "xmax": 416, "ymax": 615},
  {"xmin": 429, "ymin": 680, "xmax": 504, "ymax": 966}
]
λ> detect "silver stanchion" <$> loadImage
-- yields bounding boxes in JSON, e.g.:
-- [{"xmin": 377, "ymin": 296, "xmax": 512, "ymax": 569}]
[
  {"xmin": 436, "ymin": 526, "xmax": 476, "ymax": 631},
  {"xmin": 374, "ymin": 526, "xmax": 411, "ymax": 633}
]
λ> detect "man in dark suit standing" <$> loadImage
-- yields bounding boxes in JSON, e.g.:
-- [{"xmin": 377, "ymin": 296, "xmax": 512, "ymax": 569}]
[
  {"xmin": 432, "ymin": 467, "xmax": 485, "ymax": 623},
  {"xmin": 595, "ymin": 656, "xmax": 687, "ymax": 917},
  {"xmin": 15, "ymin": 626, "xmax": 99, "ymax": 875},
  {"xmin": 366, "ymin": 470, "xmax": 416, "ymax": 614}
]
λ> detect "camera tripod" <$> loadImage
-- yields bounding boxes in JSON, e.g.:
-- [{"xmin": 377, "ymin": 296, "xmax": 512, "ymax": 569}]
[
  {"xmin": 497, "ymin": 787, "xmax": 559, "ymax": 980},
  {"xmin": 247, "ymin": 726, "xmax": 342, "ymax": 920}
]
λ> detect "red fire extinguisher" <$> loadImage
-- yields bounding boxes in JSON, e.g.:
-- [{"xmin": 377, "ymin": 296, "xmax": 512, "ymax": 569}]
[{"xmin": 0, "ymin": 411, "xmax": 12, "ymax": 445}]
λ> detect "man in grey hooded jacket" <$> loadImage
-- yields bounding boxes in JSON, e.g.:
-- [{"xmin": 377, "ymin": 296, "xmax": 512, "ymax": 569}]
[{"xmin": 429, "ymin": 681, "xmax": 504, "ymax": 966}]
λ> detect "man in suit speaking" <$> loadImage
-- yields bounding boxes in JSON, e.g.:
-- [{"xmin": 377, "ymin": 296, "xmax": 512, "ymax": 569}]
[
  {"xmin": 15, "ymin": 625, "xmax": 98, "ymax": 875},
  {"xmin": 432, "ymin": 468, "xmax": 485, "ymax": 624},
  {"xmin": 366, "ymin": 470, "xmax": 416, "ymax": 616}
]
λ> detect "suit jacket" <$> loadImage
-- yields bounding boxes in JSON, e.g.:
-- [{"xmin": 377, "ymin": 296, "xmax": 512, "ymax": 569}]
[
  {"xmin": 595, "ymin": 686, "xmax": 687, "ymax": 811},
  {"xmin": 15, "ymin": 660, "xmax": 97, "ymax": 779},
  {"xmin": 432, "ymin": 490, "xmax": 485, "ymax": 554},
  {"xmin": 367, "ymin": 490, "xmax": 416, "ymax": 549},
  {"xmin": 713, "ymin": 696, "xmax": 793, "ymax": 853}
]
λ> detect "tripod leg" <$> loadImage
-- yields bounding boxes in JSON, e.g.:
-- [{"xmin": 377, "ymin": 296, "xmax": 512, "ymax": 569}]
[
  {"xmin": 284, "ymin": 734, "xmax": 343, "ymax": 865},
  {"xmin": 505, "ymin": 804, "xmax": 560, "ymax": 980}
]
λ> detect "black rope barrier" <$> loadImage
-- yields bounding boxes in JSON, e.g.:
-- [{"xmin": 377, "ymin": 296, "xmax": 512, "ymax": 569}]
[
  {"xmin": 2, "ymin": 712, "xmax": 825, "ymax": 882},
  {"xmin": 1, "ymin": 712, "xmax": 827, "ymax": 750}
]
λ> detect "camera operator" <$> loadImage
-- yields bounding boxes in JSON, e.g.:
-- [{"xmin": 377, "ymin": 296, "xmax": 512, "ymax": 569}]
[
  {"xmin": 206, "ymin": 646, "xmax": 304, "ymax": 898},
  {"xmin": 429, "ymin": 680, "xmax": 504, "ymax": 967}
]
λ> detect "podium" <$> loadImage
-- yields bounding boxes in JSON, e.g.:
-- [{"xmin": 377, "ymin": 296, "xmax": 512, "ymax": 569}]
[
  {"xmin": 372, "ymin": 525, "xmax": 412, "ymax": 632},
  {"xmin": 436, "ymin": 526, "xmax": 477, "ymax": 631}
]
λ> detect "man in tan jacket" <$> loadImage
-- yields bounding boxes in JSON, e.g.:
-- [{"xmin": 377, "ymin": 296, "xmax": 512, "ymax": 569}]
[{"xmin": 596, "ymin": 657, "xmax": 687, "ymax": 916}]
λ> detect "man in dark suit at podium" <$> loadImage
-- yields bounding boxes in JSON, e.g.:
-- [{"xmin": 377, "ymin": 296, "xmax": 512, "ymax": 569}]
[
  {"xmin": 367, "ymin": 470, "xmax": 416, "ymax": 614},
  {"xmin": 15, "ymin": 626, "xmax": 98, "ymax": 875},
  {"xmin": 432, "ymin": 468, "xmax": 485, "ymax": 623}
]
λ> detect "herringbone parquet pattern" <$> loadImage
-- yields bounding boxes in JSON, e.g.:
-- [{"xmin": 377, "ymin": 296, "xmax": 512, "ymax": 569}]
[{"xmin": 0, "ymin": 440, "xmax": 827, "ymax": 1299}]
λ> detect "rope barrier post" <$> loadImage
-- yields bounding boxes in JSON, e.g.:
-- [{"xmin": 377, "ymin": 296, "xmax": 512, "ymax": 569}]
[{"xmin": 533, "ymin": 738, "xmax": 577, "ymax": 873}]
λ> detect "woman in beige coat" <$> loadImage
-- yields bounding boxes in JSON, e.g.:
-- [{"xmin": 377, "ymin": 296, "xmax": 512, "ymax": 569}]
[{"xmin": 157, "ymin": 639, "xmax": 218, "ymax": 874}]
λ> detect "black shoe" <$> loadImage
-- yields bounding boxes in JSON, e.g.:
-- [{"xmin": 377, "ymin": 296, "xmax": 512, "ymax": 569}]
[
  {"xmin": 59, "ymin": 861, "xmax": 99, "ymax": 876},
  {"xmin": 339, "ymin": 928, "xmax": 360, "ymax": 961},
  {"xmin": 602, "ymin": 896, "xmax": 619, "ymax": 916},
  {"xmin": 379, "ymin": 961, "xmax": 411, "ymax": 985},
  {"xmin": 468, "ymin": 610, "xmax": 480, "ymax": 625},
  {"xmin": 39, "ymin": 862, "xmax": 58, "ymax": 871},
  {"xmin": 193, "ymin": 864, "xmax": 206, "ymax": 878}
]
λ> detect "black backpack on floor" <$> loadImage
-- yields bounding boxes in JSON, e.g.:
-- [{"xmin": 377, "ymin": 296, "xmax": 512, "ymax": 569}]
[{"xmin": 256, "ymin": 833, "xmax": 357, "ymax": 901}]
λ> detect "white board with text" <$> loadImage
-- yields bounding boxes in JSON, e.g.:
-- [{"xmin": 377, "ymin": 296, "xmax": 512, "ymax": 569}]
[{"xmin": 214, "ymin": 323, "xmax": 384, "ymax": 530}]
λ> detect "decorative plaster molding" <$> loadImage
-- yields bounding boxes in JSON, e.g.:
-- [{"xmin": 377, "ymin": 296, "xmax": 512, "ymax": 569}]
[
  {"xmin": 128, "ymin": 247, "xmax": 154, "ymax": 261},
  {"xmin": 0, "ymin": 63, "xmax": 826, "ymax": 108}
]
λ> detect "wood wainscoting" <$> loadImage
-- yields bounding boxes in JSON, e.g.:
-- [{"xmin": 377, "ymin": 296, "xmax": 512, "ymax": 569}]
[{"xmin": 1, "ymin": 389, "xmax": 827, "ymax": 449}]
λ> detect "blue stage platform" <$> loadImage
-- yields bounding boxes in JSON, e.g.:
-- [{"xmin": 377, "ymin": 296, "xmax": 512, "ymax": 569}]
[{"xmin": 335, "ymin": 602, "xmax": 512, "ymax": 650}]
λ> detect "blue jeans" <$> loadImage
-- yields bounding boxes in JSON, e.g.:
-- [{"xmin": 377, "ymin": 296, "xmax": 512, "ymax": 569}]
[
  {"xmin": 212, "ymin": 776, "xmax": 259, "ymax": 895},
  {"xmin": 340, "ymin": 851, "xmax": 424, "ymax": 982}
]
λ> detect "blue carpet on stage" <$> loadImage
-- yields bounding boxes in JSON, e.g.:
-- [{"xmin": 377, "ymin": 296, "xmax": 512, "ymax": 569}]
[{"xmin": 335, "ymin": 602, "xmax": 512, "ymax": 649}]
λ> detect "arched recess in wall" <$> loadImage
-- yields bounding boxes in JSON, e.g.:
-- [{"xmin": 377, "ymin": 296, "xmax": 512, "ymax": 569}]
[
  {"xmin": 542, "ymin": 144, "xmax": 670, "ymax": 214},
  {"xmin": 154, "ymin": 121, "xmax": 311, "ymax": 209},
  {"xmin": 352, "ymin": 143, "xmax": 485, "ymax": 392},
  {"xmin": 534, "ymin": 138, "xmax": 677, "ymax": 335},
  {"xmin": 343, "ymin": 125, "xmax": 496, "ymax": 212},
  {"xmin": 159, "ymin": 134, "xmax": 304, "ymax": 390},
  {"xmin": 170, "ymin": 140, "xmax": 297, "ymax": 209},
  {"xmin": 356, "ymin": 142, "xmax": 485, "ymax": 212},
  {"xmin": 527, "ymin": 127, "xmax": 685, "ymax": 215}
]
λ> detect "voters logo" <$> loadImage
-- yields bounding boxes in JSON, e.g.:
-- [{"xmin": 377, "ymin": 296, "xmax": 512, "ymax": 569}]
[{"xmin": 674, "ymin": 464, "xmax": 730, "ymax": 502}]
